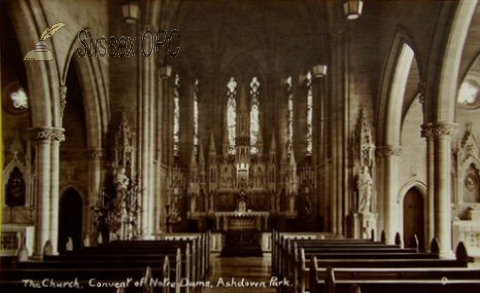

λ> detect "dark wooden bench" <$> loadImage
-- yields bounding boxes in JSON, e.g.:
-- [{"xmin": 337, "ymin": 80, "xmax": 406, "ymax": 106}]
[
  {"xmin": 301, "ymin": 257, "xmax": 469, "ymax": 293},
  {"xmin": 0, "ymin": 257, "xmax": 170, "ymax": 293},
  {"xmin": 314, "ymin": 266, "xmax": 480, "ymax": 293},
  {"xmin": 279, "ymin": 241, "xmax": 424, "ymax": 287}
]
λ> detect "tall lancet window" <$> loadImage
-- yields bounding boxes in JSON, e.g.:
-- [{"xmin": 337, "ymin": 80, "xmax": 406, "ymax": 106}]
[
  {"xmin": 193, "ymin": 79, "xmax": 199, "ymax": 154},
  {"xmin": 173, "ymin": 74, "xmax": 180, "ymax": 157},
  {"xmin": 250, "ymin": 76, "xmax": 260, "ymax": 155},
  {"xmin": 227, "ymin": 77, "xmax": 237, "ymax": 155},
  {"xmin": 286, "ymin": 76, "xmax": 293, "ymax": 157},
  {"xmin": 306, "ymin": 71, "xmax": 313, "ymax": 156}
]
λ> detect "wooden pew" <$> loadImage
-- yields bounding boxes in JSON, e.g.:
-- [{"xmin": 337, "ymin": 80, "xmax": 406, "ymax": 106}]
[
  {"xmin": 82, "ymin": 239, "xmax": 198, "ymax": 286},
  {"xmin": 1, "ymin": 233, "xmax": 210, "ymax": 293},
  {"xmin": 47, "ymin": 249, "xmax": 185, "ymax": 293},
  {"xmin": 308, "ymin": 241, "xmax": 479, "ymax": 293},
  {"xmin": 280, "ymin": 239, "xmax": 422, "ymax": 288},
  {"xmin": 317, "ymin": 266, "xmax": 480, "ymax": 293},
  {"xmin": 0, "ymin": 257, "xmax": 171, "ymax": 293},
  {"xmin": 275, "ymin": 235, "xmax": 381, "ymax": 277},
  {"xmin": 304, "ymin": 257, "xmax": 468, "ymax": 293},
  {"xmin": 273, "ymin": 231, "xmax": 335, "ymax": 275}
]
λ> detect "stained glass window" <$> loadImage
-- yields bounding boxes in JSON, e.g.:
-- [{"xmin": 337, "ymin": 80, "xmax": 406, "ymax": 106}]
[
  {"xmin": 193, "ymin": 79, "xmax": 199, "ymax": 154},
  {"xmin": 250, "ymin": 77, "xmax": 260, "ymax": 155},
  {"xmin": 306, "ymin": 71, "xmax": 313, "ymax": 156},
  {"xmin": 227, "ymin": 77, "xmax": 237, "ymax": 155},
  {"xmin": 173, "ymin": 74, "xmax": 180, "ymax": 157},
  {"xmin": 286, "ymin": 76, "xmax": 293, "ymax": 157}
]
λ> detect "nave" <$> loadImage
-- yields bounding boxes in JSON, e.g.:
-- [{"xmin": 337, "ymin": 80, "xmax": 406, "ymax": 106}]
[{"xmin": 203, "ymin": 254, "xmax": 276, "ymax": 293}]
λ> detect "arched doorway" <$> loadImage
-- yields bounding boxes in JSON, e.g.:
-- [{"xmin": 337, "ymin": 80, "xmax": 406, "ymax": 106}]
[
  {"xmin": 58, "ymin": 188, "xmax": 83, "ymax": 253},
  {"xmin": 403, "ymin": 188, "xmax": 424, "ymax": 250}
]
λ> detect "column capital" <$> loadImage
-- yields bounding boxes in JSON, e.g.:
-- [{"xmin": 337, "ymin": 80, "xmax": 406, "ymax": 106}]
[
  {"xmin": 421, "ymin": 123, "xmax": 434, "ymax": 139},
  {"xmin": 29, "ymin": 127, "xmax": 65, "ymax": 144},
  {"xmin": 51, "ymin": 128, "xmax": 65, "ymax": 142},
  {"xmin": 85, "ymin": 148, "xmax": 104, "ymax": 160},
  {"xmin": 431, "ymin": 122, "xmax": 457, "ymax": 139},
  {"xmin": 376, "ymin": 145, "xmax": 403, "ymax": 157}
]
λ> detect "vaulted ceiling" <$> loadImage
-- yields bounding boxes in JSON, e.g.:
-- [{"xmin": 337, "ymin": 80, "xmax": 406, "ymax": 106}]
[{"xmin": 169, "ymin": 0, "xmax": 328, "ymax": 80}]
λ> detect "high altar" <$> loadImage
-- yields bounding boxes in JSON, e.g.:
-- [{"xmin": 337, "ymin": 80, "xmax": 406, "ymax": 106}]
[{"xmin": 164, "ymin": 79, "xmax": 319, "ymax": 243}]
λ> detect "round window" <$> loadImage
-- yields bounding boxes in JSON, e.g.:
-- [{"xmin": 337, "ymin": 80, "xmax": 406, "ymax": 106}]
[
  {"xmin": 457, "ymin": 80, "xmax": 480, "ymax": 109},
  {"xmin": 2, "ymin": 82, "xmax": 29, "ymax": 114}
]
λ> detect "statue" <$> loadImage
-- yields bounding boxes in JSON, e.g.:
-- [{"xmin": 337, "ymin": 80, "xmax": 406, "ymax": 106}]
[
  {"xmin": 114, "ymin": 167, "xmax": 130, "ymax": 208},
  {"xmin": 357, "ymin": 166, "xmax": 373, "ymax": 214},
  {"xmin": 238, "ymin": 190, "xmax": 247, "ymax": 213}
]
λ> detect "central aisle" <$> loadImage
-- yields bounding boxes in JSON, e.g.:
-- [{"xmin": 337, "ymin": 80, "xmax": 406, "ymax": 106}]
[{"xmin": 202, "ymin": 253, "xmax": 279, "ymax": 292}]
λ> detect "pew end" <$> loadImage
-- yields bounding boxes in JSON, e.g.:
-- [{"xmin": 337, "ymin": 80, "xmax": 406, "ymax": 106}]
[
  {"xmin": 394, "ymin": 232, "xmax": 402, "ymax": 247},
  {"xmin": 380, "ymin": 230, "xmax": 386, "ymax": 244},
  {"xmin": 455, "ymin": 241, "xmax": 473, "ymax": 262},
  {"xmin": 409, "ymin": 235, "xmax": 419, "ymax": 252},
  {"xmin": 430, "ymin": 237, "xmax": 440, "ymax": 254},
  {"xmin": 144, "ymin": 266, "xmax": 153, "ymax": 293}
]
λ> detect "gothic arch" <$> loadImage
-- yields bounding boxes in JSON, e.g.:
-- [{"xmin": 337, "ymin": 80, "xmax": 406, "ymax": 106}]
[
  {"xmin": 3, "ymin": 157, "xmax": 29, "ymax": 207},
  {"xmin": 377, "ymin": 28, "xmax": 420, "ymax": 146},
  {"xmin": 397, "ymin": 180, "xmax": 427, "ymax": 204},
  {"xmin": 7, "ymin": 1, "xmax": 61, "ymax": 127},
  {"xmin": 434, "ymin": 0, "xmax": 478, "ymax": 122},
  {"xmin": 59, "ymin": 184, "xmax": 87, "ymax": 203},
  {"xmin": 61, "ymin": 32, "xmax": 109, "ymax": 148}
]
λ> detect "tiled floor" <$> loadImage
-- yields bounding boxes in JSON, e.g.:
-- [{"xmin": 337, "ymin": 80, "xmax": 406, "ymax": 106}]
[{"xmin": 202, "ymin": 253, "xmax": 285, "ymax": 292}]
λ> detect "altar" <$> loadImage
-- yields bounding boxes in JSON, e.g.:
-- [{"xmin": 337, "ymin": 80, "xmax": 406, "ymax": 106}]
[
  {"xmin": 216, "ymin": 211, "xmax": 267, "ymax": 257},
  {"xmin": 213, "ymin": 211, "xmax": 270, "ymax": 232}
]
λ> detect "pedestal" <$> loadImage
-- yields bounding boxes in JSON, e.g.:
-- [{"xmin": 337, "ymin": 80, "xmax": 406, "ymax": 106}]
[{"xmin": 353, "ymin": 213, "xmax": 377, "ymax": 239}]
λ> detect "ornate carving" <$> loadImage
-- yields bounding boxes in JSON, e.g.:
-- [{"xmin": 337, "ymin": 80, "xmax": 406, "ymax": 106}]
[
  {"xmin": 352, "ymin": 109, "xmax": 375, "ymax": 167},
  {"xmin": 29, "ymin": 127, "xmax": 65, "ymax": 144},
  {"xmin": 432, "ymin": 122, "xmax": 457, "ymax": 139},
  {"xmin": 458, "ymin": 122, "xmax": 479, "ymax": 163},
  {"xmin": 9, "ymin": 131, "xmax": 24, "ymax": 160},
  {"xmin": 51, "ymin": 128, "xmax": 65, "ymax": 142},
  {"xmin": 29, "ymin": 128, "xmax": 53, "ymax": 144},
  {"xmin": 376, "ymin": 145, "xmax": 403, "ymax": 157},
  {"xmin": 59, "ymin": 85, "xmax": 67, "ymax": 117},
  {"xmin": 421, "ymin": 123, "xmax": 434, "ymax": 139}
]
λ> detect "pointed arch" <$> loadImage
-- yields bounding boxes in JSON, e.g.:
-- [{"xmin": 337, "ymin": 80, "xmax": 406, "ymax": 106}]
[
  {"xmin": 7, "ymin": 0, "xmax": 61, "ymax": 127},
  {"xmin": 377, "ymin": 28, "xmax": 419, "ymax": 146},
  {"xmin": 435, "ymin": 0, "xmax": 478, "ymax": 122},
  {"xmin": 61, "ymin": 31, "xmax": 109, "ymax": 148}
]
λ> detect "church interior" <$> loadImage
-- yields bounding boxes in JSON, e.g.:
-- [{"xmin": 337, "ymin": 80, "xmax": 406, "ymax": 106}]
[{"xmin": 2, "ymin": 0, "xmax": 480, "ymax": 292}]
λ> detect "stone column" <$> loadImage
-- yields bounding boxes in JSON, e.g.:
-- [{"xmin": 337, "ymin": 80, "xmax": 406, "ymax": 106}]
[
  {"xmin": 156, "ymin": 73, "xmax": 169, "ymax": 233},
  {"xmin": 85, "ymin": 148, "xmax": 103, "ymax": 243},
  {"xmin": 139, "ymin": 24, "xmax": 156, "ymax": 239},
  {"xmin": 30, "ymin": 128, "xmax": 52, "ymax": 257},
  {"xmin": 421, "ymin": 123, "xmax": 435, "ymax": 251},
  {"xmin": 49, "ymin": 128, "xmax": 64, "ymax": 254},
  {"xmin": 377, "ymin": 145, "xmax": 402, "ymax": 244},
  {"xmin": 432, "ymin": 122, "xmax": 456, "ymax": 258}
]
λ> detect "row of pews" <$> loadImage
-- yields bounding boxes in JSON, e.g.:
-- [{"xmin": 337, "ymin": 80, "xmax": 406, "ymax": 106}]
[
  {"xmin": 272, "ymin": 230, "xmax": 480, "ymax": 293},
  {"xmin": 0, "ymin": 232, "xmax": 210, "ymax": 293}
]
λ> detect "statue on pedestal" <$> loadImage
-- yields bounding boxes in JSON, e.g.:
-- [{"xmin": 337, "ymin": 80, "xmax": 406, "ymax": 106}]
[{"xmin": 357, "ymin": 166, "xmax": 373, "ymax": 214}]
